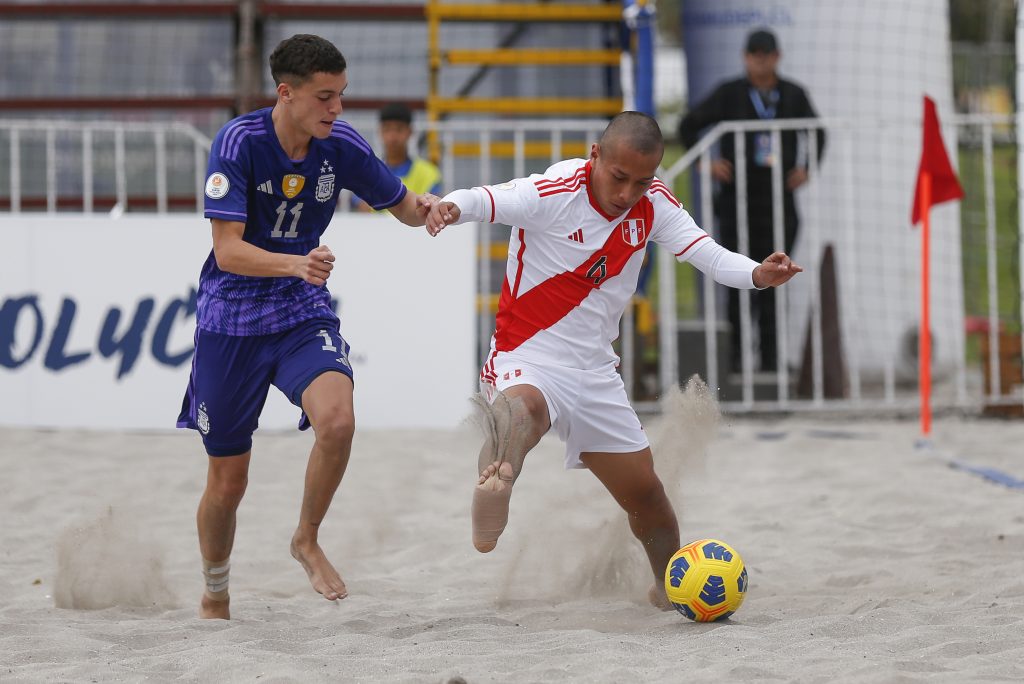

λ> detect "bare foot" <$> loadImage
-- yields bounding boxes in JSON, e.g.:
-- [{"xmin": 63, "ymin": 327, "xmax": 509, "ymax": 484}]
[
  {"xmin": 200, "ymin": 593, "xmax": 230, "ymax": 619},
  {"xmin": 472, "ymin": 460, "xmax": 515, "ymax": 553},
  {"xmin": 648, "ymin": 584, "xmax": 673, "ymax": 612},
  {"xmin": 290, "ymin": 537, "xmax": 348, "ymax": 601}
]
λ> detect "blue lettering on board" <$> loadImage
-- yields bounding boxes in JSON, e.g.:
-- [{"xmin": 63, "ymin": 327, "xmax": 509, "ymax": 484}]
[
  {"xmin": 98, "ymin": 298, "xmax": 155, "ymax": 379},
  {"xmin": 0, "ymin": 288, "xmax": 200, "ymax": 379},
  {"xmin": 152, "ymin": 288, "xmax": 197, "ymax": 367},
  {"xmin": 44, "ymin": 298, "xmax": 92, "ymax": 371},
  {"xmin": 0, "ymin": 296, "xmax": 45, "ymax": 369}
]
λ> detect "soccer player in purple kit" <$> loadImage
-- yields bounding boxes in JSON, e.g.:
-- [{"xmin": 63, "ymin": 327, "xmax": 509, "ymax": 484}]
[{"xmin": 177, "ymin": 34, "xmax": 438, "ymax": 619}]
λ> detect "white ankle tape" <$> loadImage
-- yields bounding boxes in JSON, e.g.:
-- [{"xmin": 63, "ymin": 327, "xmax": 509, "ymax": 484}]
[{"xmin": 203, "ymin": 558, "xmax": 230, "ymax": 600}]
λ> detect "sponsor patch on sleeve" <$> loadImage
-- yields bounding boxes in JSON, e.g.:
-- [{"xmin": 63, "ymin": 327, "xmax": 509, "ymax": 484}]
[{"xmin": 205, "ymin": 172, "xmax": 230, "ymax": 199}]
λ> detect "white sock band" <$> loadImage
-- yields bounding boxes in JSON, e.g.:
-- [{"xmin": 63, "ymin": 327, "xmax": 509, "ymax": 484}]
[{"xmin": 203, "ymin": 558, "xmax": 230, "ymax": 600}]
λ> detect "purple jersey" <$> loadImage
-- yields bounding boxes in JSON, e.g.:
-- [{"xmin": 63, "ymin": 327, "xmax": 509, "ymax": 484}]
[{"xmin": 199, "ymin": 108, "xmax": 406, "ymax": 336}]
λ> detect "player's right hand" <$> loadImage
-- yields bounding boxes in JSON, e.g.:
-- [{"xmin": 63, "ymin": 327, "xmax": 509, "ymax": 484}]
[
  {"xmin": 711, "ymin": 158, "xmax": 733, "ymax": 183},
  {"xmin": 298, "ymin": 244, "xmax": 335, "ymax": 287},
  {"xmin": 752, "ymin": 251, "xmax": 803, "ymax": 288},
  {"xmin": 426, "ymin": 201, "xmax": 460, "ymax": 236}
]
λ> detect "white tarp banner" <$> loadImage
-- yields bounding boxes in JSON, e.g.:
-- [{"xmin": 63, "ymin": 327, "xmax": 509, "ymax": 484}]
[{"xmin": 0, "ymin": 213, "xmax": 477, "ymax": 430}]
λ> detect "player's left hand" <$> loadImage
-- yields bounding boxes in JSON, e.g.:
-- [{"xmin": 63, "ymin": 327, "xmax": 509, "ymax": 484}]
[{"xmin": 752, "ymin": 252, "xmax": 803, "ymax": 288}]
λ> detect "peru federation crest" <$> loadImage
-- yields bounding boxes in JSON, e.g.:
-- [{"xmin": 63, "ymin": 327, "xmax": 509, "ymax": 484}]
[{"xmin": 620, "ymin": 218, "xmax": 647, "ymax": 246}]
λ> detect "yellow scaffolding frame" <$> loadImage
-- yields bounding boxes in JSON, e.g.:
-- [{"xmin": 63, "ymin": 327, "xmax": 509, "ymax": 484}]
[
  {"xmin": 429, "ymin": 3, "xmax": 622, "ymax": 22},
  {"xmin": 426, "ymin": 0, "xmax": 623, "ymax": 158},
  {"xmin": 450, "ymin": 139, "xmax": 591, "ymax": 158},
  {"xmin": 443, "ymin": 48, "xmax": 621, "ymax": 67},
  {"xmin": 429, "ymin": 96, "xmax": 622, "ymax": 116}
]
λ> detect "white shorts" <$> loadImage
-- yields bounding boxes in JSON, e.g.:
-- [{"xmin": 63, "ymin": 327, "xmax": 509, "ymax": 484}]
[{"xmin": 481, "ymin": 351, "xmax": 649, "ymax": 469}]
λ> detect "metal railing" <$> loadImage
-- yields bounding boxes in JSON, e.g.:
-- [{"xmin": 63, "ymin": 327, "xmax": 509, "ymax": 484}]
[
  {"xmin": 3, "ymin": 115, "xmax": 1021, "ymax": 416},
  {"xmin": 650, "ymin": 113, "xmax": 1023, "ymax": 414},
  {"xmin": 0, "ymin": 117, "xmax": 607, "ymax": 214},
  {"xmin": 0, "ymin": 119, "xmax": 212, "ymax": 214}
]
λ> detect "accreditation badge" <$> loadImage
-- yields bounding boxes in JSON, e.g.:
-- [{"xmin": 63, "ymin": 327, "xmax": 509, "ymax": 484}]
[{"xmin": 753, "ymin": 132, "xmax": 775, "ymax": 167}]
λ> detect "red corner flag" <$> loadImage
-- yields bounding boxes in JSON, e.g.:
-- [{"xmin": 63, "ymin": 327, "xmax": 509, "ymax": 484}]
[
  {"xmin": 911, "ymin": 96, "xmax": 963, "ymax": 225},
  {"xmin": 911, "ymin": 96, "xmax": 963, "ymax": 440}
]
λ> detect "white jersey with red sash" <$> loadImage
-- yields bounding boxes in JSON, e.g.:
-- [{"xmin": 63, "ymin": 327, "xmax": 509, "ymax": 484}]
[{"xmin": 475, "ymin": 158, "xmax": 718, "ymax": 377}]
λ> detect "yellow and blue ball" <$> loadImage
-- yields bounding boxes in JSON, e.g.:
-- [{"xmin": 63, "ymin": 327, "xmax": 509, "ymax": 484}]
[{"xmin": 664, "ymin": 538, "xmax": 748, "ymax": 622}]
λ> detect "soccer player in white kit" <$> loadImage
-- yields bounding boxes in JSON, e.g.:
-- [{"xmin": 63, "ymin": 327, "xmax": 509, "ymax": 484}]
[{"xmin": 426, "ymin": 112, "xmax": 801, "ymax": 608}]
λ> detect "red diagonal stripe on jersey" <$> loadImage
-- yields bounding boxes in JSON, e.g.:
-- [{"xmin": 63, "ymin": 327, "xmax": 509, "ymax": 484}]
[{"xmin": 494, "ymin": 197, "xmax": 653, "ymax": 353}]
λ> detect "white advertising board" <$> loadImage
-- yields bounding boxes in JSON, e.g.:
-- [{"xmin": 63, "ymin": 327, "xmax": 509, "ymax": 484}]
[{"xmin": 0, "ymin": 213, "xmax": 477, "ymax": 431}]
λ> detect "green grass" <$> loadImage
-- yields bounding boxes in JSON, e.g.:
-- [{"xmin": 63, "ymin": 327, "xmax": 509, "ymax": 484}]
[
  {"xmin": 959, "ymin": 142, "xmax": 1021, "ymax": 364},
  {"xmin": 959, "ymin": 143, "xmax": 1021, "ymax": 327}
]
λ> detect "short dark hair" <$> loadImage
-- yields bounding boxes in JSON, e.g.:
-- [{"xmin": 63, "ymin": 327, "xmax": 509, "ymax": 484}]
[
  {"xmin": 269, "ymin": 34, "xmax": 346, "ymax": 85},
  {"xmin": 379, "ymin": 102, "xmax": 413, "ymax": 125},
  {"xmin": 600, "ymin": 111, "xmax": 664, "ymax": 156},
  {"xmin": 745, "ymin": 29, "xmax": 778, "ymax": 54}
]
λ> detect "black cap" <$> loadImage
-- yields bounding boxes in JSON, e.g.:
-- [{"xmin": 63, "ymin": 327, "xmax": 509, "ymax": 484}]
[
  {"xmin": 379, "ymin": 102, "xmax": 412, "ymax": 125},
  {"xmin": 745, "ymin": 29, "xmax": 778, "ymax": 54}
]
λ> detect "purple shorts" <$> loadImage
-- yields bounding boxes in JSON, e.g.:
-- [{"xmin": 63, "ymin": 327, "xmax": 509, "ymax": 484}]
[{"xmin": 176, "ymin": 317, "xmax": 353, "ymax": 456}]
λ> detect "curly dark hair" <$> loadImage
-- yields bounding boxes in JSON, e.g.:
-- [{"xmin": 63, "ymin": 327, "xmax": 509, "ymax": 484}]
[{"xmin": 269, "ymin": 34, "xmax": 347, "ymax": 85}]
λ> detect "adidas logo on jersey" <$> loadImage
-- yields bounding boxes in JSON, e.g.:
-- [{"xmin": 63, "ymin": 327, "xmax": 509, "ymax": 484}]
[
  {"xmin": 567, "ymin": 228, "xmax": 584, "ymax": 243},
  {"xmin": 258, "ymin": 180, "xmax": 273, "ymax": 194}
]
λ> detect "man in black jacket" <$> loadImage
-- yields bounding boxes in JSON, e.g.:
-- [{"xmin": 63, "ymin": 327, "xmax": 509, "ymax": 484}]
[{"xmin": 679, "ymin": 28, "xmax": 824, "ymax": 373}]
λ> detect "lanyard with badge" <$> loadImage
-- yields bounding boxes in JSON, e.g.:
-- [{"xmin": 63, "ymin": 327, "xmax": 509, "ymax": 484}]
[{"xmin": 749, "ymin": 87, "xmax": 779, "ymax": 167}]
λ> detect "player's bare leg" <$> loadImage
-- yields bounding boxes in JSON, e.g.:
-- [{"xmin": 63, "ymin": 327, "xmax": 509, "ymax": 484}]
[
  {"xmin": 196, "ymin": 451, "xmax": 251, "ymax": 619},
  {"xmin": 471, "ymin": 385, "xmax": 549, "ymax": 552},
  {"xmin": 292, "ymin": 371, "xmax": 354, "ymax": 601},
  {"xmin": 582, "ymin": 448, "xmax": 679, "ymax": 611}
]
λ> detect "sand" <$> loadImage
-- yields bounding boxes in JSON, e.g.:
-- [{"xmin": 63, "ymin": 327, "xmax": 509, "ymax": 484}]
[{"xmin": 2, "ymin": 388, "xmax": 1023, "ymax": 682}]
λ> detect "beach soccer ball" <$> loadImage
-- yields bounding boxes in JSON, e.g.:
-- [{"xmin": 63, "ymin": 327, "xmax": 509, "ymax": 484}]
[{"xmin": 664, "ymin": 539, "xmax": 748, "ymax": 622}]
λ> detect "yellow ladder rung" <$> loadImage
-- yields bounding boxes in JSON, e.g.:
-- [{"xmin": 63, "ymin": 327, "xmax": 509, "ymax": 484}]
[
  {"xmin": 452, "ymin": 140, "xmax": 592, "ymax": 159},
  {"xmin": 477, "ymin": 242, "xmax": 510, "ymax": 260},
  {"xmin": 444, "ymin": 48, "xmax": 621, "ymax": 66},
  {"xmin": 430, "ymin": 97, "xmax": 622, "ymax": 116},
  {"xmin": 428, "ymin": 3, "xmax": 622, "ymax": 22},
  {"xmin": 476, "ymin": 293, "xmax": 501, "ymax": 314}
]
